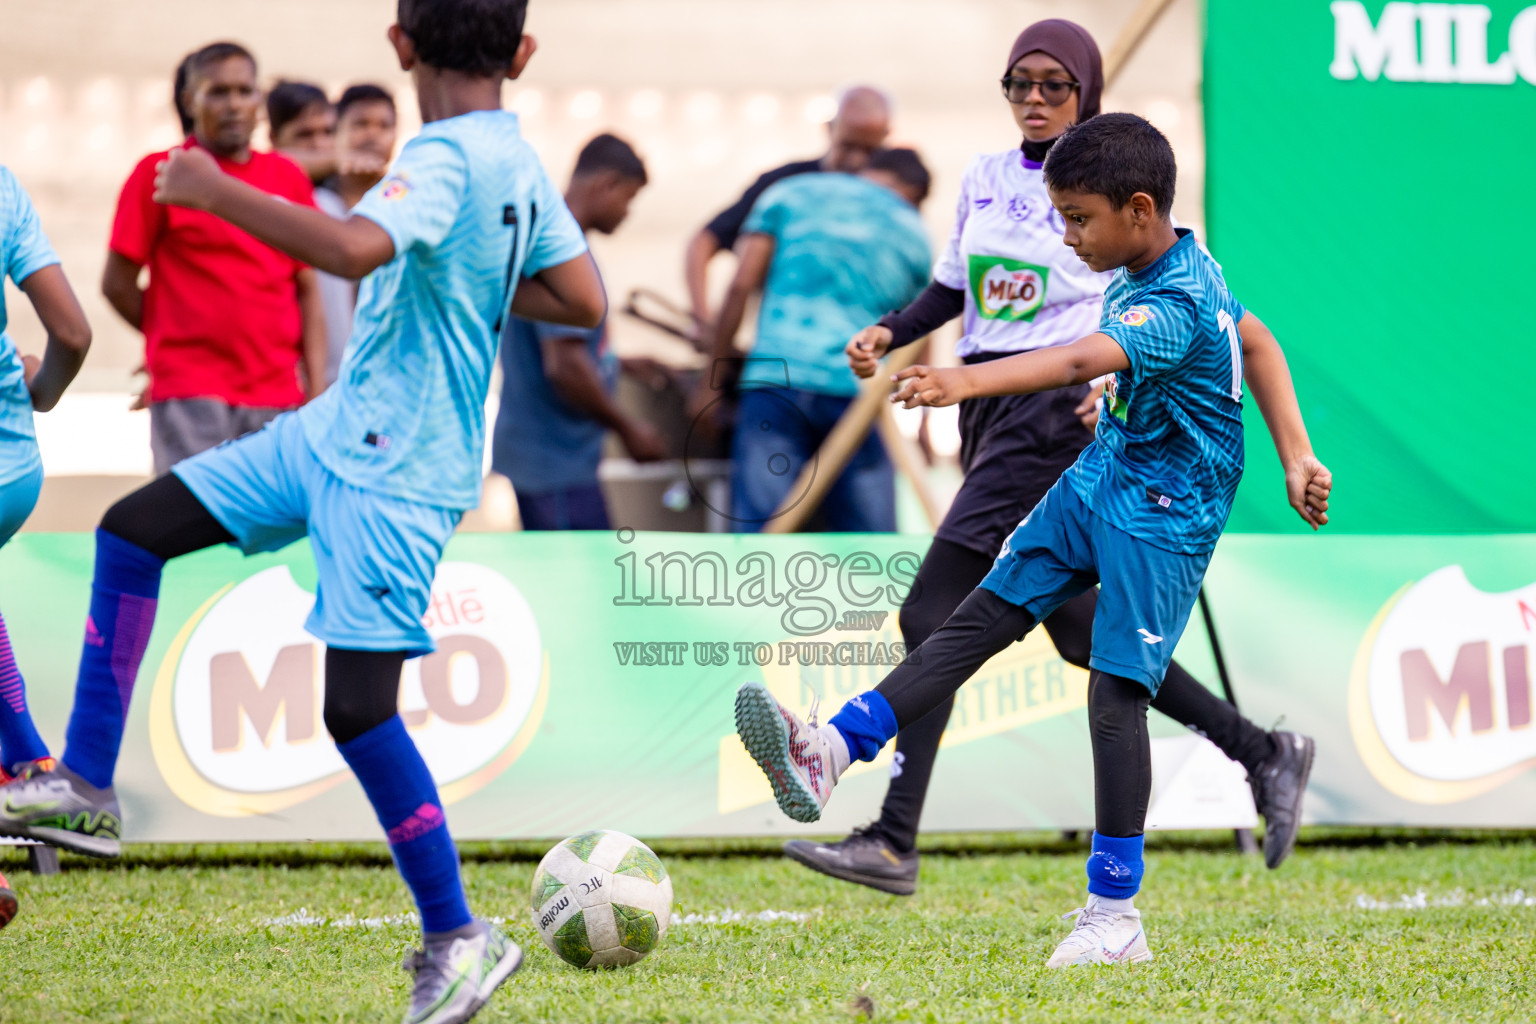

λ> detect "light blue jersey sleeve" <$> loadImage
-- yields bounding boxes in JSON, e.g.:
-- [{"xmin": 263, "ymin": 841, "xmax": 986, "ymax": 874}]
[
  {"xmin": 524, "ymin": 170, "xmax": 588, "ymax": 276},
  {"xmin": 1099, "ymin": 287, "xmax": 1197, "ymax": 380},
  {"xmin": 741, "ymin": 180, "xmax": 791, "ymax": 239},
  {"xmin": 352, "ymin": 138, "xmax": 468, "ymax": 257},
  {"xmin": 2, "ymin": 168, "xmax": 60, "ymax": 286}
]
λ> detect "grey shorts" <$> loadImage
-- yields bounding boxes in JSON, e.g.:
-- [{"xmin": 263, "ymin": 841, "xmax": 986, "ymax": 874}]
[{"xmin": 149, "ymin": 398, "xmax": 290, "ymax": 475}]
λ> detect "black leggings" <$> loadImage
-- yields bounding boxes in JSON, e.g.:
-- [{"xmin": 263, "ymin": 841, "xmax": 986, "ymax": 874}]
[
  {"xmin": 876, "ymin": 587, "xmax": 1151, "ymax": 837},
  {"xmin": 872, "ymin": 537, "xmax": 1273, "ymax": 851},
  {"xmin": 100, "ymin": 474, "xmax": 406, "ymax": 744}
]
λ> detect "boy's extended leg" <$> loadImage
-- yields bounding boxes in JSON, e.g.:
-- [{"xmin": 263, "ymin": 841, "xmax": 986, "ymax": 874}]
[
  {"xmin": 1044, "ymin": 591, "xmax": 1315, "ymax": 869},
  {"xmin": 735, "ymin": 587, "xmax": 1037, "ymax": 823},
  {"xmin": 0, "ymin": 476, "xmax": 231, "ymax": 857},
  {"xmin": 1047, "ymin": 670, "xmax": 1155, "ymax": 967},
  {"xmin": 324, "ymin": 648, "xmax": 521, "ymax": 1024}
]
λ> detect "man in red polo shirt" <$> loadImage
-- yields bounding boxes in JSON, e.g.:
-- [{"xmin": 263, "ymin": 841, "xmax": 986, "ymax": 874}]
[{"xmin": 103, "ymin": 41, "xmax": 327, "ymax": 473}]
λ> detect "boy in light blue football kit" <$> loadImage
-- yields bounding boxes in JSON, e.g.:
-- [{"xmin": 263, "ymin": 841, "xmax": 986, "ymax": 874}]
[
  {"xmin": 0, "ymin": 168, "xmax": 92, "ymax": 785},
  {"xmin": 0, "ymin": 3, "xmax": 603, "ymax": 1020},
  {"xmin": 735, "ymin": 113, "xmax": 1333, "ymax": 966},
  {"xmin": 0, "ymin": 166, "xmax": 93, "ymax": 935}
]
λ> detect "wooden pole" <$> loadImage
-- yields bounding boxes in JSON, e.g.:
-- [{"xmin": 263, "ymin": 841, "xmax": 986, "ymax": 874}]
[
  {"xmin": 762, "ymin": 342, "xmax": 924, "ymax": 534},
  {"xmin": 1103, "ymin": 0, "xmax": 1181, "ymax": 85},
  {"xmin": 876, "ymin": 406, "xmax": 944, "ymax": 530}
]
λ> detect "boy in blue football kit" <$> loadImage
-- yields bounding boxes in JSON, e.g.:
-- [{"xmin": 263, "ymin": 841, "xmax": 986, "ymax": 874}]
[
  {"xmin": 736, "ymin": 113, "xmax": 1333, "ymax": 966},
  {"xmin": 0, "ymin": 165, "xmax": 93, "ymax": 933},
  {"xmin": 0, "ymin": 2, "xmax": 602, "ymax": 1019}
]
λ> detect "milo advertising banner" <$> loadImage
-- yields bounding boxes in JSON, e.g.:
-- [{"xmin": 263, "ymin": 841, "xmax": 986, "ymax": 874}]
[
  {"xmin": 1197, "ymin": 2, "xmax": 1536, "ymax": 824},
  {"xmin": 1, "ymin": 527, "xmax": 1531, "ymax": 843}
]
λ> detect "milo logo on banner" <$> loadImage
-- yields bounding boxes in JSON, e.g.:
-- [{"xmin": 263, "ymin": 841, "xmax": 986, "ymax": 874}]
[
  {"xmin": 148, "ymin": 562, "xmax": 548, "ymax": 817},
  {"xmin": 968, "ymin": 255, "xmax": 1049, "ymax": 321},
  {"xmin": 1349, "ymin": 566, "xmax": 1536, "ymax": 803},
  {"xmin": 1330, "ymin": 2, "xmax": 1536, "ymax": 84}
]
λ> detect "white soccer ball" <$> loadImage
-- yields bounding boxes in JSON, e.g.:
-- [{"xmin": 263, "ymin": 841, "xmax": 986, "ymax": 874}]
[{"xmin": 529, "ymin": 829, "xmax": 673, "ymax": 968}]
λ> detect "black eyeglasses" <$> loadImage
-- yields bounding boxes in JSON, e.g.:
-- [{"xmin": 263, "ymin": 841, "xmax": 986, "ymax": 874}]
[{"xmin": 1000, "ymin": 76, "xmax": 1080, "ymax": 106}]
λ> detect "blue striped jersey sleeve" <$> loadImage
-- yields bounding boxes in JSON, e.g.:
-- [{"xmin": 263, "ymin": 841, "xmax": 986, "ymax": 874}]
[
  {"xmin": 1098, "ymin": 287, "xmax": 1196, "ymax": 379},
  {"xmin": 523, "ymin": 169, "xmax": 587, "ymax": 276},
  {"xmin": 2, "ymin": 167, "xmax": 59, "ymax": 285},
  {"xmin": 352, "ymin": 137, "xmax": 468, "ymax": 257}
]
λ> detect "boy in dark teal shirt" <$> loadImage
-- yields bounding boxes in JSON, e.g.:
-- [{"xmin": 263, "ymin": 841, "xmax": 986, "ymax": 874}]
[{"xmin": 735, "ymin": 113, "xmax": 1332, "ymax": 966}]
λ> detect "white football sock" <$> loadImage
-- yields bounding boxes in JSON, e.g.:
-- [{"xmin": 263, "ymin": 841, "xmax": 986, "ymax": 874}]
[
  {"xmin": 1090, "ymin": 893, "xmax": 1135, "ymax": 914},
  {"xmin": 819, "ymin": 724, "xmax": 851, "ymax": 781}
]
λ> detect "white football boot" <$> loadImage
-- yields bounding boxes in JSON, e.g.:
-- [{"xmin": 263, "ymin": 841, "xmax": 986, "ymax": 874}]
[
  {"xmin": 1046, "ymin": 894, "xmax": 1153, "ymax": 967},
  {"xmin": 734, "ymin": 681, "xmax": 844, "ymax": 823}
]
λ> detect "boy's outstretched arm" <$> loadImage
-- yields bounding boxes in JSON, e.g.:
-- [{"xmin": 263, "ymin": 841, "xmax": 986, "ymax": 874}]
[
  {"xmin": 154, "ymin": 147, "xmax": 396, "ymax": 280},
  {"xmin": 509, "ymin": 253, "xmax": 607, "ymax": 329},
  {"xmin": 1238, "ymin": 312, "xmax": 1331, "ymax": 529},
  {"xmin": 891, "ymin": 332, "xmax": 1129, "ymax": 409},
  {"xmin": 20, "ymin": 264, "xmax": 92, "ymax": 412}
]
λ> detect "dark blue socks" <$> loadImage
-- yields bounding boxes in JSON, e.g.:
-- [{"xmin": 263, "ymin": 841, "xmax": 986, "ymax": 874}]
[
  {"xmin": 62, "ymin": 530, "xmax": 164, "ymax": 789},
  {"xmin": 828, "ymin": 690, "xmax": 898, "ymax": 763},
  {"xmin": 338, "ymin": 716, "xmax": 471, "ymax": 934},
  {"xmin": 0, "ymin": 610, "xmax": 48, "ymax": 774},
  {"xmin": 1086, "ymin": 831, "xmax": 1145, "ymax": 899}
]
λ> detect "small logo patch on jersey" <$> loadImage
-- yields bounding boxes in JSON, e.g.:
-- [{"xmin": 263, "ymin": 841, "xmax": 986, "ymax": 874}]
[
  {"xmin": 968, "ymin": 254, "xmax": 1049, "ymax": 321},
  {"xmin": 1137, "ymin": 629, "xmax": 1163, "ymax": 645},
  {"xmin": 364, "ymin": 431, "xmax": 391, "ymax": 450},
  {"xmin": 974, "ymin": 197, "xmax": 993, "ymax": 209},
  {"xmin": 1006, "ymin": 194, "xmax": 1031, "ymax": 221},
  {"xmin": 1118, "ymin": 305, "xmax": 1154, "ymax": 327},
  {"xmin": 380, "ymin": 177, "xmax": 410, "ymax": 200}
]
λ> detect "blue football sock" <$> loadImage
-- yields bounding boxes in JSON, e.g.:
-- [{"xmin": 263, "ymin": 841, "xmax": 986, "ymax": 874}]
[
  {"xmin": 1086, "ymin": 831, "xmax": 1145, "ymax": 899},
  {"xmin": 338, "ymin": 716, "xmax": 472, "ymax": 934},
  {"xmin": 827, "ymin": 690, "xmax": 898, "ymax": 763},
  {"xmin": 0, "ymin": 609, "xmax": 49, "ymax": 774},
  {"xmin": 62, "ymin": 530, "xmax": 164, "ymax": 789}
]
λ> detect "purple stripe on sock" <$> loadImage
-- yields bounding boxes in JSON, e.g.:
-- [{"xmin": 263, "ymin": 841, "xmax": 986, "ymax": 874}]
[
  {"xmin": 386, "ymin": 802, "xmax": 446, "ymax": 846},
  {"xmin": 0, "ymin": 615, "xmax": 23, "ymax": 715},
  {"xmin": 111, "ymin": 594, "xmax": 157, "ymax": 723}
]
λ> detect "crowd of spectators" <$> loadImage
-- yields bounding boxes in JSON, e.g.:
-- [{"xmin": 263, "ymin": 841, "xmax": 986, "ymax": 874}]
[{"xmin": 79, "ymin": 39, "xmax": 930, "ymax": 531}]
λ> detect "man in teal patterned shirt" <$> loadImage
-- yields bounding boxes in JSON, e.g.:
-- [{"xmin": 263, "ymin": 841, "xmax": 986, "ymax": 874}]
[{"xmin": 702, "ymin": 147, "xmax": 933, "ymax": 531}]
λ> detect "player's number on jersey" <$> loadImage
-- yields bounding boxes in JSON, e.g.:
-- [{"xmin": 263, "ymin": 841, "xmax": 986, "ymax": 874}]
[
  {"xmin": 1216, "ymin": 309, "xmax": 1242, "ymax": 401},
  {"xmin": 494, "ymin": 202, "xmax": 538, "ymax": 333}
]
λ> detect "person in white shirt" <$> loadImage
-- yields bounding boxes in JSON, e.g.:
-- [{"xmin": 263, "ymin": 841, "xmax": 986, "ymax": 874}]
[
  {"xmin": 312, "ymin": 84, "xmax": 397, "ymax": 383},
  {"xmin": 781, "ymin": 18, "xmax": 1315, "ymax": 895}
]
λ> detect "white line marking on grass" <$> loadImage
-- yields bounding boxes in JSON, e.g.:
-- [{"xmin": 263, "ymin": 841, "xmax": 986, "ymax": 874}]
[
  {"xmin": 670, "ymin": 908, "xmax": 813, "ymax": 926},
  {"xmin": 258, "ymin": 907, "xmax": 815, "ymax": 929},
  {"xmin": 1355, "ymin": 889, "xmax": 1536, "ymax": 910},
  {"xmin": 260, "ymin": 908, "xmax": 509, "ymax": 930}
]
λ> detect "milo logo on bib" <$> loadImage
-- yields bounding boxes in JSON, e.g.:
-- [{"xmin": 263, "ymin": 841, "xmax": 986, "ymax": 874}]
[{"xmin": 968, "ymin": 255, "xmax": 1049, "ymax": 321}]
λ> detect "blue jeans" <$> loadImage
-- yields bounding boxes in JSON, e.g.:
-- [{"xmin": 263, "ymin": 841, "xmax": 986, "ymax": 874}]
[
  {"xmin": 730, "ymin": 387, "xmax": 895, "ymax": 533},
  {"xmin": 516, "ymin": 482, "xmax": 611, "ymax": 531}
]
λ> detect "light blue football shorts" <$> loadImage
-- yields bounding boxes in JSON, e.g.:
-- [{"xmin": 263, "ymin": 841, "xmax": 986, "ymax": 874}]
[
  {"xmin": 0, "ymin": 454, "xmax": 43, "ymax": 548},
  {"xmin": 980, "ymin": 479, "xmax": 1212, "ymax": 693},
  {"xmin": 173, "ymin": 411, "xmax": 459, "ymax": 656}
]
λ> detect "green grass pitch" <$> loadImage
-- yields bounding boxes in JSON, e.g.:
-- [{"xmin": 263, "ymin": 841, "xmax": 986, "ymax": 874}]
[{"xmin": 2, "ymin": 831, "xmax": 1533, "ymax": 1023}]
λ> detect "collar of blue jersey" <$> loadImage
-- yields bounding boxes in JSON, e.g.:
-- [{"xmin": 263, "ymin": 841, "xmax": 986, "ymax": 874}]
[{"xmin": 1125, "ymin": 227, "xmax": 1195, "ymax": 281}]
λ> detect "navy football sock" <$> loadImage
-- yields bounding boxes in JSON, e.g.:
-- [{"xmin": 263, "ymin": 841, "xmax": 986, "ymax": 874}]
[
  {"xmin": 338, "ymin": 716, "xmax": 472, "ymax": 934},
  {"xmin": 828, "ymin": 690, "xmax": 898, "ymax": 763},
  {"xmin": 1086, "ymin": 831, "xmax": 1145, "ymax": 899},
  {"xmin": 0, "ymin": 610, "xmax": 49, "ymax": 774},
  {"xmin": 61, "ymin": 530, "xmax": 163, "ymax": 789}
]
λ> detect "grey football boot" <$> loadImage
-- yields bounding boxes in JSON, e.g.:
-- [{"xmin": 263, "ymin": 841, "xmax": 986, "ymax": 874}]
[
  {"xmin": 783, "ymin": 825, "xmax": 918, "ymax": 896},
  {"xmin": 1249, "ymin": 731, "xmax": 1316, "ymax": 869},
  {"xmin": 0, "ymin": 762, "xmax": 121, "ymax": 858},
  {"xmin": 401, "ymin": 920, "xmax": 523, "ymax": 1024}
]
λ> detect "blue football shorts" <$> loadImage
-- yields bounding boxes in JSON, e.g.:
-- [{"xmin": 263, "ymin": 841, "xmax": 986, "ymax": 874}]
[
  {"xmin": 173, "ymin": 412, "xmax": 459, "ymax": 656},
  {"xmin": 979, "ymin": 479, "xmax": 1211, "ymax": 693},
  {"xmin": 0, "ymin": 453, "xmax": 43, "ymax": 548}
]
